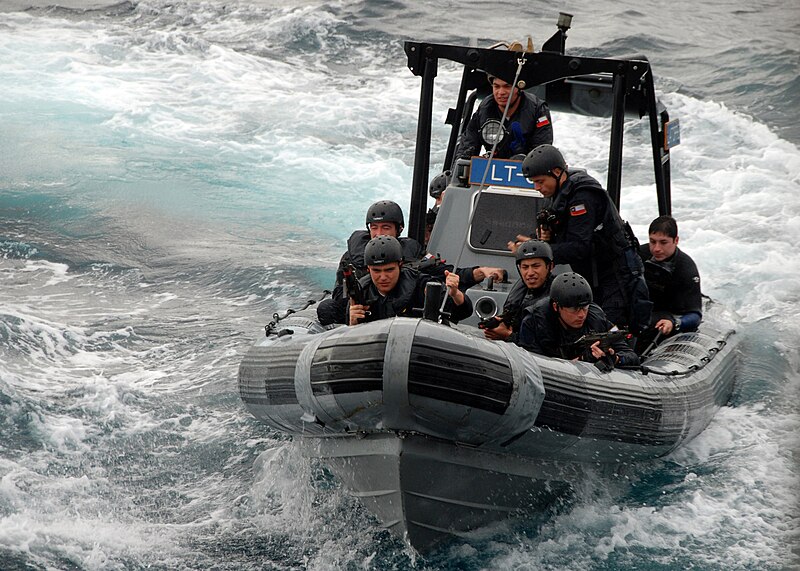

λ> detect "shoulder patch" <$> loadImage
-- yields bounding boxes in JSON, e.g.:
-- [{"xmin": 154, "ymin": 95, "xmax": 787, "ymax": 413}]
[
  {"xmin": 570, "ymin": 203, "xmax": 587, "ymax": 216},
  {"xmin": 536, "ymin": 116, "xmax": 550, "ymax": 128}
]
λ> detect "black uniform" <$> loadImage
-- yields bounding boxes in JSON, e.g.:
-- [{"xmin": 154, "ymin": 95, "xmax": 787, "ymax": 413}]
[
  {"xmin": 638, "ymin": 244, "xmax": 702, "ymax": 333},
  {"xmin": 499, "ymin": 273, "xmax": 554, "ymax": 342},
  {"xmin": 318, "ymin": 267, "xmax": 473, "ymax": 326},
  {"xmin": 517, "ymin": 299, "xmax": 639, "ymax": 368},
  {"xmin": 543, "ymin": 169, "xmax": 650, "ymax": 331},
  {"xmin": 455, "ymin": 91, "xmax": 553, "ymax": 160},
  {"xmin": 330, "ymin": 230, "xmax": 425, "ymax": 300},
  {"xmin": 330, "ymin": 229, "xmax": 481, "ymax": 302}
]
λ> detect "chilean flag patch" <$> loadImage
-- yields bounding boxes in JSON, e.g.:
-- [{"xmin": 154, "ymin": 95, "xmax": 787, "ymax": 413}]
[
  {"xmin": 536, "ymin": 115, "xmax": 550, "ymax": 127},
  {"xmin": 570, "ymin": 203, "xmax": 587, "ymax": 216}
]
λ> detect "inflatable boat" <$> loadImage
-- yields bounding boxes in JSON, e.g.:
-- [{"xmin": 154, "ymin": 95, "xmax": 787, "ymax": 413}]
[{"xmin": 238, "ymin": 14, "xmax": 739, "ymax": 552}]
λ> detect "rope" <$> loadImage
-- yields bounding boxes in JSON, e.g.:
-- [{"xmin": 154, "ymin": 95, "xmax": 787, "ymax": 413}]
[
  {"xmin": 264, "ymin": 290, "xmax": 330, "ymax": 337},
  {"xmin": 459, "ymin": 55, "xmax": 528, "ymax": 258}
]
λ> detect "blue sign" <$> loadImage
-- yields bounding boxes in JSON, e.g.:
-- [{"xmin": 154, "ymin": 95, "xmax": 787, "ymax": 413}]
[
  {"xmin": 664, "ymin": 118, "xmax": 681, "ymax": 150},
  {"xmin": 469, "ymin": 157, "xmax": 534, "ymax": 189}
]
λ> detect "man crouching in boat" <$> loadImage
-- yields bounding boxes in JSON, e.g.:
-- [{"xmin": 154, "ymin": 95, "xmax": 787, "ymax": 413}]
[
  {"xmin": 483, "ymin": 239, "xmax": 555, "ymax": 343},
  {"xmin": 518, "ymin": 272, "xmax": 639, "ymax": 371},
  {"xmin": 329, "ymin": 199, "xmax": 425, "ymax": 301},
  {"xmin": 322, "ymin": 236, "xmax": 473, "ymax": 326}
]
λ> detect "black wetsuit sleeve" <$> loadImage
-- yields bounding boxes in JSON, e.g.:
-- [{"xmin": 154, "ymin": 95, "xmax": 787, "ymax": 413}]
[
  {"xmin": 455, "ymin": 266, "xmax": 479, "ymax": 289},
  {"xmin": 331, "ymin": 251, "xmax": 350, "ymax": 301},
  {"xmin": 447, "ymin": 294, "xmax": 473, "ymax": 324},
  {"xmin": 612, "ymin": 337, "xmax": 640, "ymax": 367},
  {"xmin": 675, "ymin": 252, "xmax": 703, "ymax": 316}
]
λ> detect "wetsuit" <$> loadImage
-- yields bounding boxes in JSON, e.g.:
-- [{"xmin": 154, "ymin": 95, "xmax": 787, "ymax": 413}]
[
  {"xmin": 317, "ymin": 268, "xmax": 473, "ymax": 326},
  {"xmin": 455, "ymin": 91, "xmax": 553, "ymax": 160},
  {"xmin": 638, "ymin": 244, "xmax": 702, "ymax": 334},
  {"xmin": 517, "ymin": 299, "xmax": 639, "ymax": 369}
]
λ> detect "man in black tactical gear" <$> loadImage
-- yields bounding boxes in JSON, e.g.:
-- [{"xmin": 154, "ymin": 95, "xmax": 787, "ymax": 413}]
[
  {"xmin": 483, "ymin": 239, "xmax": 554, "ymax": 343},
  {"xmin": 329, "ymin": 200, "xmax": 425, "ymax": 302},
  {"xmin": 324, "ymin": 199, "xmax": 504, "ymax": 307},
  {"xmin": 517, "ymin": 272, "xmax": 639, "ymax": 371},
  {"xmin": 319, "ymin": 236, "xmax": 473, "ymax": 326},
  {"xmin": 454, "ymin": 75, "xmax": 553, "ymax": 161},
  {"xmin": 510, "ymin": 144, "xmax": 651, "ymax": 333},
  {"xmin": 638, "ymin": 215, "xmax": 702, "ymax": 344}
]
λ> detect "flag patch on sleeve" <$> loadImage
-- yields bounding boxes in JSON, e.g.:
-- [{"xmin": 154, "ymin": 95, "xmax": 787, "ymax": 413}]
[
  {"xmin": 570, "ymin": 204, "xmax": 587, "ymax": 216},
  {"xmin": 536, "ymin": 116, "xmax": 550, "ymax": 128}
]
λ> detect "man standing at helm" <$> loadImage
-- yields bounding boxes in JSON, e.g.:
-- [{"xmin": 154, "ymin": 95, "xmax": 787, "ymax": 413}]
[{"xmin": 455, "ymin": 74, "xmax": 553, "ymax": 161}]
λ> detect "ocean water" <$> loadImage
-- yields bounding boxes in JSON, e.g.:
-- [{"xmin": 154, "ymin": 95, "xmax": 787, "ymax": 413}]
[{"xmin": 1, "ymin": 0, "xmax": 798, "ymax": 569}]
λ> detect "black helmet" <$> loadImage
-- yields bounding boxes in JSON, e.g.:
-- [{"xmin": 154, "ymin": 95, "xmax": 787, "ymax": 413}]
[
  {"xmin": 521, "ymin": 144, "xmax": 567, "ymax": 179},
  {"xmin": 429, "ymin": 171, "xmax": 450, "ymax": 199},
  {"xmin": 364, "ymin": 236, "xmax": 403, "ymax": 266},
  {"xmin": 550, "ymin": 272, "xmax": 593, "ymax": 307},
  {"xmin": 515, "ymin": 239, "xmax": 553, "ymax": 265},
  {"xmin": 365, "ymin": 200, "xmax": 404, "ymax": 233}
]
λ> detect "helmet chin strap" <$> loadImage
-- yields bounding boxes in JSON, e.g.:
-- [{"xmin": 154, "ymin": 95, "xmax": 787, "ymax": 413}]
[
  {"xmin": 549, "ymin": 167, "xmax": 566, "ymax": 195},
  {"xmin": 554, "ymin": 304, "xmax": 570, "ymax": 328}
]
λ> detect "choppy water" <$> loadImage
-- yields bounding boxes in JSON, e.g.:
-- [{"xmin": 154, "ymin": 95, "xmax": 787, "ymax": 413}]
[{"xmin": 1, "ymin": 1, "xmax": 798, "ymax": 569}]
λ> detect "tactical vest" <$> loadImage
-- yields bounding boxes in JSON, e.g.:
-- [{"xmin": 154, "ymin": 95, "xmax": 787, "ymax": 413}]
[{"xmin": 551, "ymin": 170, "xmax": 652, "ymax": 333}]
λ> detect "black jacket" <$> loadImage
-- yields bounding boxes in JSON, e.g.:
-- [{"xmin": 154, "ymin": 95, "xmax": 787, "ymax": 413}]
[
  {"xmin": 455, "ymin": 91, "xmax": 553, "ymax": 160},
  {"xmin": 546, "ymin": 169, "xmax": 623, "ymax": 284},
  {"xmin": 318, "ymin": 268, "xmax": 474, "ymax": 326},
  {"xmin": 639, "ymin": 244, "xmax": 702, "ymax": 332},
  {"xmin": 517, "ymin": 299, "xmax": 639, "ymax": 367},
  {"xmin": 331, "ymin": 230, "xmax": 482, "ymax": 300}
]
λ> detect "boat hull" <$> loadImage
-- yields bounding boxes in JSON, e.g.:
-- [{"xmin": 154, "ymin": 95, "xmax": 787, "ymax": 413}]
[
  {"xmin": 302, "ymin": 433, "xmax": 574, "ymax": 552},
  {"xmin": 238, "ymin": 311, "xmax": 738, "ymax": 551}
]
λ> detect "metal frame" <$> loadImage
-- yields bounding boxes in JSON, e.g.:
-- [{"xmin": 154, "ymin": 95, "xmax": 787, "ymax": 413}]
[{"xmin": 403, "ymin": 31, "xmax": 673, "ymax": 244}]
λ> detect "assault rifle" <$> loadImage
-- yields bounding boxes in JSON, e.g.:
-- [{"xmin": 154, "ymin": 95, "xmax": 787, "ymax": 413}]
[
  {"xmin": 568, "ymin": 329, "xmax": 630, "ymax": 351},
  {"xmin": 342, "ymin": 263, "xmax": 367, "ymax": 306},
  {"xmin": 536, "ymin": 208, "xmax": 560, "ymax": 233}
]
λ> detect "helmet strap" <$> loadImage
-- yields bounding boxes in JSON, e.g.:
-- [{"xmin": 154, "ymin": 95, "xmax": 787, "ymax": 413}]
[{"xmin": 548, "ymin": 168, "xmax": 564, "ymax": 194}]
